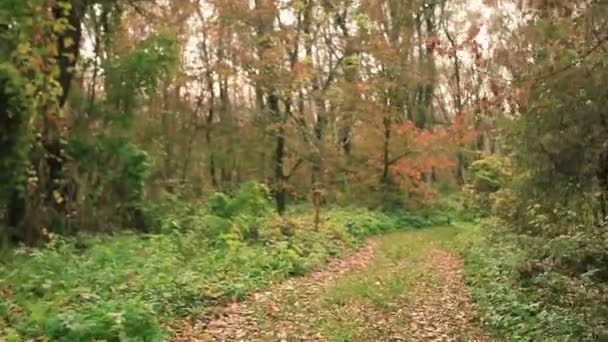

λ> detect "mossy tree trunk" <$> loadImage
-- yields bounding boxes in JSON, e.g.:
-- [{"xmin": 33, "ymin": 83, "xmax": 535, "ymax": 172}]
[{"xmin": 0, "ymin": 65, "xmax": 32, "ymax": 244}]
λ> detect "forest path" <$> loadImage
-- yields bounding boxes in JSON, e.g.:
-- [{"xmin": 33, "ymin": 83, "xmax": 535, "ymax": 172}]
[{"xmin": 175, "ymin": 227, "xmax": 484, "ymax": 341}]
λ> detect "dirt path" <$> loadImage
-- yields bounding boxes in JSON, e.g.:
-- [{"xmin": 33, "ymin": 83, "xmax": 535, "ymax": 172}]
[
  {"xmin": 174, "ymin": 228, "xmax": 484, "ymax": 341},
  {"xmin": 404, "ymin": 248, "xmax": 484, "ymax": 341}
]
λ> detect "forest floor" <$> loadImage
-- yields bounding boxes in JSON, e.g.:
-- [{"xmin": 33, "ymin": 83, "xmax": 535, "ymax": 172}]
[{"xmin": 174, "ymin": 226, "xmax": 485, "ymax": 341}]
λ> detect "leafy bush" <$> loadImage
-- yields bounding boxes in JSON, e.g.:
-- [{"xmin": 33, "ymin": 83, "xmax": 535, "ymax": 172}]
[
  {"xmin": 489, "ymin": 188, "xmax": 521, "ymax": 221},
  {"xmin": 207, "ymin": 192, "xmax": 232, "ymax": 218},
  {"xmin": 231, "ymin": 214, "xmax": 263, "ymax": 241},
  {"xmin": 117, "ymin": 143, "xmax": 150, "ymax": 202},
  {"xmin": 208, "ymin": 182, "xmax": 274, "ymax": 220},
  {"xmin": 468, "ymin": 156, "xmax": 509, "ymax": 192},
  {"xmin": 44, "ymin": 301, "xmax": 162, "ymax": 342},
  {"xmin": 325, "ymin": 208, "xmax": 395, "ymax": 240},
  {"xmin": 229, "ymin": 182, "xmax": 274, "ymax": 217},
  {"xmin": 454, "ymin": 222, "xmax": 608, "ymax": 340},
  {"xmin": 463, "ymin": 156, "xmax": 511, "ymax": 216},
  {"xmin": 142, "ymin": 194, "xmax": 193, "ymax": 234}
]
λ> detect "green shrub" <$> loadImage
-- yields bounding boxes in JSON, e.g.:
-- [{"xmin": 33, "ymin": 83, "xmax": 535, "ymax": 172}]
[
  {"xmin": 45, "ymin": 301, "xmax": 163, "ymax": 342},
  {"xmin": 489, "ymin": 188, "xmax": 521, "ymax": 221},
  {"xmin": 207, "ymin": 193, "xmax": 232, "ymax": 218},
  {"xmin": 181, "ymin": 213, "xmax": 232, "ymax": 238},
  {"xmin": 468, "ymin": 156, "xmax": 509, "ymax": 192},
  {"xmin": 268, "ymin": 241, "xmax": 308, "ymax": 276},
  {"xmin": 118, "ymin": 143, "xmax": 150, "ymax": 202},
  {"xmin": 454, "ymin": 223, "xmax": 608, "ymax": 340},
  {"xmin": 463, "ymin": 156, "xmax": 511, "ymax": 216},
  {"xmin": 231, "ymin": 215, "xmax": 262, "ymax": 241},
  {"xmin": 204, "ymin": 182, "xmax": 277, "ymax": 242},
  {"xmin": 325, "ymin": 208, "xmax": 394, "ymax": 239},
  {"xmin": 393, "ymin": 211, "xmax": 434, "ymax": 228},
  {"xmin": 229, "ymin": 182, "xmax": 274, "ymax": 217},
  {"xmin": 208, "ymin": 182, "xmax": 274, "ymax": 220}
]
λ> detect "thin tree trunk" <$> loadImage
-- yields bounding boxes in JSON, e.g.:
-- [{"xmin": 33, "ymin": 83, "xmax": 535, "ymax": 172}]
[
  {"xmin": 268, "ymin": 93, "xmax": 287, "ymax": 215},
  {"xmin": 382, "ymin": 115, "xmax": 392, "ymax": 185}
]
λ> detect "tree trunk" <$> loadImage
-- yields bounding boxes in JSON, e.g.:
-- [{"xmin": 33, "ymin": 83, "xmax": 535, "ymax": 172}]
[
  {"xmin": 268, "ymin": 93, "xmax": 287, "ymax": 215},
  {"xmin": 205, "ymin": 109, "xmax": 218, "ymax": 189},
  {"xmin": 382, "ymin": 116, "xmax": 392, "ymax": 185}
]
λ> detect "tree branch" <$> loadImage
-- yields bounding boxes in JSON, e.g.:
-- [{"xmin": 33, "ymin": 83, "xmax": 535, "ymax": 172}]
[
  {"xmin": 285, "ymin": 158, "xmax": 305, "ymax": 180},
  {"xmin": 534, "ymin": 34, "xmax": 608, "ymax": 82},
  {"xmin": 388, "ymin": 151, "xmax": 417, "ymax": 166}
]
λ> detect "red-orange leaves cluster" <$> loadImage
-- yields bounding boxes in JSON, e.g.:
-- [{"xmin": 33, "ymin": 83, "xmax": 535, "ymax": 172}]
[
  {"xmin": 390, "ymin": 119, "xmax": 474, "ymax": 183},
  {"xmin": 387, "ymin": 119, "xmax": 476, "ymax": 204},
  {"xmin": 450, "ymin": 112, "xmax": 479, "ymax": 145}
]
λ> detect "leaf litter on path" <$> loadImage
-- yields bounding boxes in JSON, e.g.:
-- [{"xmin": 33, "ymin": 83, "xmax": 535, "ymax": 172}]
[
  {"xmin": 404, "ymin": 248, "xmax": 485, "ymax": 341},
  {"xmin": 173, "ymin": 229, "xmax": 484, "ymax": 341},
  {"xmin": 173, "ymin": 240, "xmax": 377, "ymax": 341}
]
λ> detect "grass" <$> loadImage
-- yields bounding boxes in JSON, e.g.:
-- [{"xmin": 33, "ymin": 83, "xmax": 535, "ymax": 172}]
[
  {"xmin": 325, "ymin": 227, "xmax": 463, "ymax": 305},
  {"xmin": 315, "ymin": 226, "xmax": 464, "ymax": 341},
  {"xmin": 323, "ymin": 233, "xmax": 422, "ymax": 309}
]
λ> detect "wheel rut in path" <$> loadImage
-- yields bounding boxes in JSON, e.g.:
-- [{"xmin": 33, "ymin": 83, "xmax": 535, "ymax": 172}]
[{"xmin": 403, "ymin": 248, "xmax": 485, "ymax": 341}]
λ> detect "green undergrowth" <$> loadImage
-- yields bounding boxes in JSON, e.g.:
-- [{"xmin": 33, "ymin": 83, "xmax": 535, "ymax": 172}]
[
  {"xmin": 0, "ymin": 182, "xmax": 442, "ymax": 341},
  {"xmin": 452, "ymin": 223, "xmax": 608, "ymax": 340}
]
